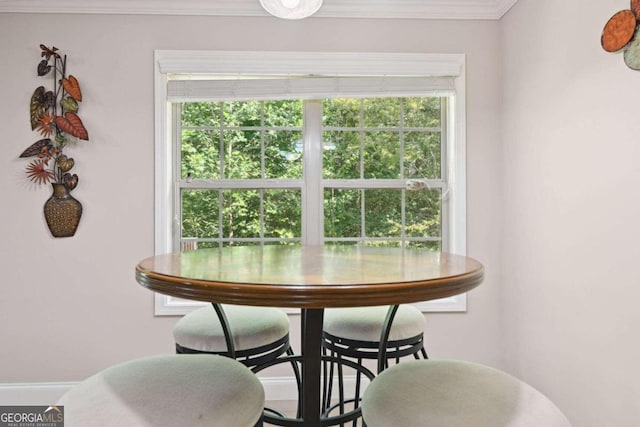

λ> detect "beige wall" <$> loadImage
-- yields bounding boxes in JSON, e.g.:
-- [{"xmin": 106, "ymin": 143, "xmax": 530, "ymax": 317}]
[
  {"xmin": 501, "ymin": 0, "xmax": 640, "ymax": 425},
  {"xmin": 0, "ymin": 12, "xmax": 503, "ymax": 385},
  {"xmin": 5, "ymin": 4, "xmax": 638, "ymax": 425}
]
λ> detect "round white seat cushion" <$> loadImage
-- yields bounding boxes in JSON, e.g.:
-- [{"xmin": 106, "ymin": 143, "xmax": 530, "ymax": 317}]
[
  {"xmin": 174, "ymin": 305, "xmax": 290, "ymax": 352},
  {"xmin": 323, "ymin": 305, "xmax": 426, "ymax": 342},
  {"xmin": 58, "ymin": 354, "xmax": 265, "ymax": 427},
  {"xmin": 362, "ymin": 359, "xmax": 572, "ymax": 427}
]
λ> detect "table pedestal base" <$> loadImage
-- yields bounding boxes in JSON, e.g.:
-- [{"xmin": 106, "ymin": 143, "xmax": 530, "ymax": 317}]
[
  {"xmin": 252, "ymin": 309, "xmax": 375, "ymax": 427},
  {"xmin": 253, "ymin": 355, "xmax": 375, "ymax": 427}
]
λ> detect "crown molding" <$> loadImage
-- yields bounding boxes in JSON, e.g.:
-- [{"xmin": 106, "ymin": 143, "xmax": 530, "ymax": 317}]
[{"xmin": 0, "ymin": 0, "xmax": 519, "ymax": 20}]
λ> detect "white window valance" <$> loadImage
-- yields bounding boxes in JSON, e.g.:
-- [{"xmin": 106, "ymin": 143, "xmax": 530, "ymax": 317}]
[
  {"xmin": 167, "ymin": 76, "xmax": 455, "ymax": 102},
  {"xmin": 161, "ymin": 51, "xmax": 462, "ymax": 102},
  {"xmin": 157, "ymin": 51, "xmax": 463, "ymax": 77}
]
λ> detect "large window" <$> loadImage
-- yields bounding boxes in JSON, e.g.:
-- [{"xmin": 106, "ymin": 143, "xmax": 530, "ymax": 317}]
[
  {"xmin": 177, "ymin": 96, "xmax": 447, "ymax": 249},
  {"xmin": 154, "ymin": 51, "xmax": 467, "ymax": 314}
]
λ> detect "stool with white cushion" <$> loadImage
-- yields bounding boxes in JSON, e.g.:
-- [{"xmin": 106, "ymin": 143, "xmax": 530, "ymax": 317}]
[
  {"xmin": 174, "ymin": 303, "xmax": 302, "ymax": 419},
  {"xmin": 361, "ymin": 359, "xmax": 572, "ymax": 427},
  {"xmin": 174, "ymin": 304, "xmax": 293, "ymax": 368},
  {"xmin": 321, "ymin": 305, "xmax": 428, "ymax": 424},
  {"xmin": 58, "ymin": 354, "xmax": 265, "ymax": 427}
]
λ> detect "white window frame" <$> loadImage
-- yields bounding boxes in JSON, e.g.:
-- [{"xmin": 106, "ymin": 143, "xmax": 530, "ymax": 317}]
[{"xmin": 153, "ymin": 50, "xmax": 467, "ymax": 315}]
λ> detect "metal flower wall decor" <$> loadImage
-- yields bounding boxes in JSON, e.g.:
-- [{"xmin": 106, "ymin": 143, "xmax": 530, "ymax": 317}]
[
  {"xmin": 602, "ymin": 1, "xmax": 640, "ymax": 69},
  {"xmin": 19, "ymin": 45, "xmax": 90, "ymax": 237}
]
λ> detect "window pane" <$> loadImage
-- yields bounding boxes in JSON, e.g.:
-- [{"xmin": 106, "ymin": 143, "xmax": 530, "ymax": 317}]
[
  {"xmin": 265, "ymin": 130, "xmax": 302, "ymax": 179},
  {"xmin": 406, "ymin": 188, "xmax": 442, "ymax": 240},
  {"xmin": 181, "ymin": 189, "xmax": 219, "ymax": 238},
  {"xmin": 364, "ymin": 189, "xmax": 402, "ymax": 238},
  {"xmin": 363, "ymin": 98, "xmax": 400, "ymax": 128},
  {"xmin": 181, "ymin": 129, "xmax": 220, "ymax": 179},
  {"xmin": 323, "ymin": 131, "xmax": 360, "ymax": 179},
  {"xmin": 223, "ymin": 130, "xmax": 261, "ymax": 179},
  {"xmin": 195, "ymin": 242, "xmax": 221, "ymax": 249},
  {"xmin": 404, "ymin": 131, "xmax": 441, "ymax": 179},
  {"xmin": 364, "ymin": 131, "xmax": 400, "ymax": 179},
  {"xmin": 406, "ymin": 240, "xmax": 440, "ymax": 251},
  {"xmin": 222, "ymin": 190, "xmax": 260, "ymax": 238},
  {"xmin": 364, "ymin": 240, "xmax": 402, "ymax": 248},
  {"xmin": 222, "ymin": 241, "xmax": 262, "ymax": 247},
  {"xmin": 182, "ymin": 102, "xmax": 221, "ymax": 127},
  {"xmin": 264, "ymin": 190, "xmax": 302, "ymax": 238},
  {"xmin": 323, "ymin": 98, "xmax": 360, "ymax": 128},
  {"xmin": 324, "ymin": 189, "xmax": 362, "ymax": 238},
  {"xmin": 264, "ymin": 100, "xmax": 302, "ymax": 127},
  {"xmin": 404, "ymin": 97, "xmax": 441, "ymax": 128},
  {"xmin": 324, "ymin": 241, "xmax": 359, "ymax": 247},
  {"xmin": 224, "ymin": 101, "xmax": 262, "ymax": 127}
]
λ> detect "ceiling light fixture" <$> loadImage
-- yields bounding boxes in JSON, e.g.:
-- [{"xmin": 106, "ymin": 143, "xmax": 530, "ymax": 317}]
[{"xmin": 259, "ymin": 0, "xmax": 323, "ymax": 20}]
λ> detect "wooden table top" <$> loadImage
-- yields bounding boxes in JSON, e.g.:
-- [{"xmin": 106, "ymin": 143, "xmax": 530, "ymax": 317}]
[{"xmin": 135, "ymin": 245, "xmax": 484, "ymax": 308}]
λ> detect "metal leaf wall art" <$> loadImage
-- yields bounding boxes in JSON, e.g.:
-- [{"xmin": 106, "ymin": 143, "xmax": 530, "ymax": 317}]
[{"xmin": 19, "ymin": 45, "xmax": 91, "ymax": 237}]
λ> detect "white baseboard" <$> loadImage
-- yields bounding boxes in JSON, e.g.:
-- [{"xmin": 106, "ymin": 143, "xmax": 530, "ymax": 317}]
[
  {"xmin": 0, "ymin": 382, "xmax": 76, "ymax": 405},
  {"xmin": 0, "ymin": 375, "xmax": 365, "ymax": 404}
]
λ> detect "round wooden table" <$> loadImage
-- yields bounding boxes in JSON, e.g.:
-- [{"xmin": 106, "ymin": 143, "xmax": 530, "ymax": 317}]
[{"xmin": 136, "ymin": 245, "xmax": 484, "ymax": 427}]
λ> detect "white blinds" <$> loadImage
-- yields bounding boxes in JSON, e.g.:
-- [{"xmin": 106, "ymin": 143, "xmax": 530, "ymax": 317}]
[{"xmin": 167, "ymin": 76, "xmax": 456, "ymax": 102}]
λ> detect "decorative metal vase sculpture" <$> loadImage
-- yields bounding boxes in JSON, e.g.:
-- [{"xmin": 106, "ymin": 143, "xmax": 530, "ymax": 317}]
[
  {"xmin": 19, "ymin": 45, "xmax": 90, "ymax": 238},
  {"xmin": 44, "ymin": 183, "xmax": 83, "ymax": 237}
]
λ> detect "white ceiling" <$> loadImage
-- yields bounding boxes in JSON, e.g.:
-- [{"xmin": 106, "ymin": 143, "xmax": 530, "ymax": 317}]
[{"xmin": 0, "ymin": 0, "xmax": 519, "ymax": 20}]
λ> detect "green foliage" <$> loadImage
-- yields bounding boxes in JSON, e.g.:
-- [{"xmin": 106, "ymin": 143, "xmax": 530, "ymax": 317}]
[
  {"xmin": 180, "ymin": 97, "xmax": 443, "ymax": 249},
  {"xmin": 181, "ymin": 189, "xmax": 219, "ymax": 238}
]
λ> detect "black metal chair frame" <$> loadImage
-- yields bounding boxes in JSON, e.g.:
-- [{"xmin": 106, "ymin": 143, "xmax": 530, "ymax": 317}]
[
  {"xmin": 252, "ymin": 354, "xmax": 375, "ymax": 427},
  {"xmin": 321, "ymin": 305, "xmax": 429, "ymax": 427}
]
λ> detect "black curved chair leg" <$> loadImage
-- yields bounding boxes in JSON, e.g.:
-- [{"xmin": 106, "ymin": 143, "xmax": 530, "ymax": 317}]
[
  {"xmin": 351, "ymin": 357, "xmax": 363, "ymax": 427},
  {"xmin": 287, "ymin": 346, "xmax": 303, "ymax": 418},
  {"xmin": 337, "ymin": 354, "xmax": 345, "ymax": 426}
]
